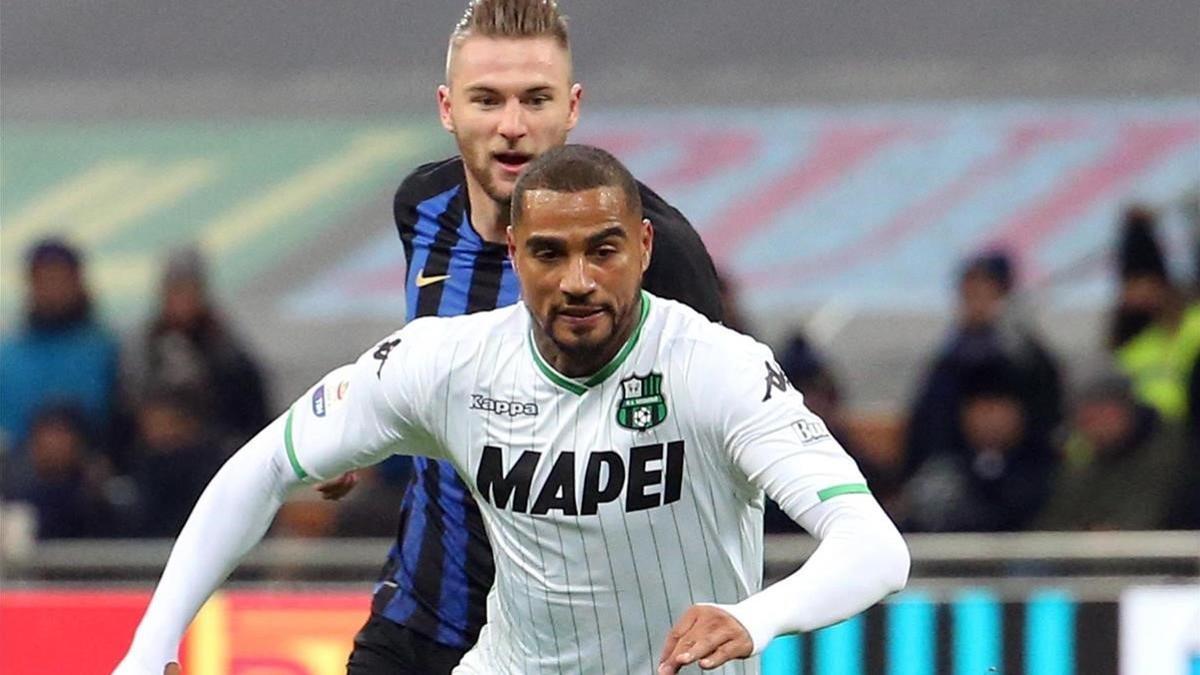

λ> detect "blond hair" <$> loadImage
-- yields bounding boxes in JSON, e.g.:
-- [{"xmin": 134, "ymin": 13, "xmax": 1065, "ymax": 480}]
[{"xmin": 446, "ymin": 0, "xmax": 571, "ymax": 80}]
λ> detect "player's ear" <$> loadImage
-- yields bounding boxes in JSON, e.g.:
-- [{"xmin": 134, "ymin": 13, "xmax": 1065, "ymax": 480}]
[
  {"xmin": 565, "ymin": 83, "xmax": 583, "ymax": 131},
  {"xmin": 641, "ymin": 218, "xmax": 653, "ymax": 272},
  {"xmin": 437, "ymin": 85, "xmax": 455, "ymax": 133}
]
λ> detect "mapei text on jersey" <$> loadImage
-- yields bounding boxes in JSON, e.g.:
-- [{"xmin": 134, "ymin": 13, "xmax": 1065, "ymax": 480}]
[{"xmin": 475, "ymin": 442, "xmax": 686, "ymax": 516}]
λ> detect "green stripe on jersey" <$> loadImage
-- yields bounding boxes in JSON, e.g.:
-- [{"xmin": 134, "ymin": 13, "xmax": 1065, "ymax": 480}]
[
  {"xmin": 284, "ymin": 407, "xmax": 310, "ymax": 480},
  {"xmin": 817, "ymin": 483, "xmax": 870, "ymax": 501},
  {"xmin": 529, "ymin": 291, "xmax": 651, "ymax": 395}
]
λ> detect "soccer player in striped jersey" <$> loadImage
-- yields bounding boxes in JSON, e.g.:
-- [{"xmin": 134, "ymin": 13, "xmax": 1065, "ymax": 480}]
[
  {"xmin": 315, "ymin": 1, "xmax": 722, "ymax": 672},
  {"xmin": 114, "ymin": 144, "xmax": 909, "ymax": 675}
]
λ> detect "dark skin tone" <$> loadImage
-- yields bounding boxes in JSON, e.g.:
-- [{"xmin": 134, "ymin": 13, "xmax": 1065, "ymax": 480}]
[
  {"xmin": 508, "ymin": 185, "xmax": 753, "ymax": 672},
  {"xmin": 508, "ymin": 186, "xmax": 649, "ymax": 376}
]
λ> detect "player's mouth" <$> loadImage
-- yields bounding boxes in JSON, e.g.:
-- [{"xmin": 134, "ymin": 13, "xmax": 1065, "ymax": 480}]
[
  {"xmin": 493, "ymin": 151, "xmax": 533, "ymax": 176},
  {"xmin": 554, "ymin": 306, "xmax": 608, "ymax": 331}
]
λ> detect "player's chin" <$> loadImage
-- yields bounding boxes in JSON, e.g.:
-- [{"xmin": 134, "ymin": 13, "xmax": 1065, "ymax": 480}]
[
  {"xmin": 551, "ymin": 319, "xmax": 613, "ymax": 351},
  {"xmin": 489, "ymin": 168, "xmax": 519, "ymax": 197}
]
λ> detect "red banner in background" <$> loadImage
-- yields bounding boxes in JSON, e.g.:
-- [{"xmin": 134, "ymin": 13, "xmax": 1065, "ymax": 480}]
[{"xmin": 0, "ymin": 589, "xmax": 369, "ymax": 675}]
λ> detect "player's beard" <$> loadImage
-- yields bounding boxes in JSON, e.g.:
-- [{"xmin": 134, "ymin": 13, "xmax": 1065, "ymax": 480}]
[
  {"xmin": 464, "ymin": 149, "xmax": 512, "ymax": 206},
  {"xmin": 545, "ymin": 293, "xmax": 637, "ymax": 371}
]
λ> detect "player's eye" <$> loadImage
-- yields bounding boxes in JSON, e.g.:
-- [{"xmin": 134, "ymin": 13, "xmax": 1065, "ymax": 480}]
[
  {"xmin": 533, "ymin": 248, "xmax": 562, "ymax": 262},
  {"xmin": 525, "ymin": 94, "xmax": 551, "ymax": 107},
  {"xmin": 591, "ymin": 246, "xmax": 619, "ymax": 260},
  {"xmin": 472, "ymin": 95, "xmax": 501, "ymax": 108}
]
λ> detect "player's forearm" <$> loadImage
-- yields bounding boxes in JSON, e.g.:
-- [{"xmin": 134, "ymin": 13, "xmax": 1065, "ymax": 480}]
[
  {"xmin": 715, "ymin": 495, "xmax": 910, "ymax": 654},
  {"xmin": 119, "ymin": 416, "xmax": 299, "ymax": 671}
]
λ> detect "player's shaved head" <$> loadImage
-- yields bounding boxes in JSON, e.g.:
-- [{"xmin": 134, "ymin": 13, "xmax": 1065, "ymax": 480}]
[
  {"xmin": 511, "ymin": 145, "xmax": 642, "ymax": 227},
  {"xmin": 447, "ymin": 0, "xmax": 572, "ymax": 83}
]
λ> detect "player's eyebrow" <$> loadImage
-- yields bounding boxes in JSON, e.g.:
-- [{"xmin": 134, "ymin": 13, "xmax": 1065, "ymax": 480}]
[
  {"xmin": 585, "ymin": 226, "xmax": 627, "ymax": 246},
  {"xmin": 524, "ymin": 234, "xmax": 566, "ymax": 250},
  {"xmin": 465, "ymin": 85, "xmax": 502, "ymax": 97}
]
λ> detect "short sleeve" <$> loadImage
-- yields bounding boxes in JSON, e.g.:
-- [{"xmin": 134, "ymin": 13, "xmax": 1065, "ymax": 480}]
[
  {"xmin": 283, "ymin": 328, "xmax": 439, "ymax": 482},
  {"xmin": 707, "ymin": 337, "xmax": 868, "ymax": 517}
]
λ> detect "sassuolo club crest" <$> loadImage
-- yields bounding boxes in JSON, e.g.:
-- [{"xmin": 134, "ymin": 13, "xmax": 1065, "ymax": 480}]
[{"xmin": 616, "ymin": 372, "xmax": 667, "ymax": 430}]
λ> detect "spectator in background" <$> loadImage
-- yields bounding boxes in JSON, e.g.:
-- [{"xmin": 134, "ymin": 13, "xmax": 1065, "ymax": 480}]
[
  {"xmin": 1171, "ymin": 358, "xmax": 1200, "ymax": 528},
  {"xmin": 125, "ymin": 388, "xmax": 228, "ymax": 538},
  {"xmin": 902, "ymin": 250, "xmax": 1063, "ymax": 482},
  {"xmin": 1108, "ymin": 206, "xmax": 1200, "ymax": 425},
  {"xmin": 902, "ymin": 360, "xmax": 1053, "ymax": 532},
  {"xmin": 131, "ymin": 247, "xmax": 270, "ymax": 445},
  {"xmin": 1036, "ymin": 370, "xmax": 1188, "ymax": 531},
  {"xmin": 0, "ymin": 239, "xmax": 121, "ymax": 454},
  {"xmin": 0, "ymin": 405, "xmax": 116, "ymax": 539}
]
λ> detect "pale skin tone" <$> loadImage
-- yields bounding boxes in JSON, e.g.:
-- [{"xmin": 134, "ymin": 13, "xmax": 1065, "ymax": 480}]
[
  {"xmin": 438, "ymin": 34, "xmax": 582, "ymax": 241},
  {"xmin": 317, "ymin": 33, "xmax": 580, "ymax": 499}
]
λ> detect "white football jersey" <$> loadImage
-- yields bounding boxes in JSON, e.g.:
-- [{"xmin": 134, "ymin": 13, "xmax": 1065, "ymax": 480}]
[{"xmin": 286, "ymin": 292, "xmax": 867, "ymax": 674}]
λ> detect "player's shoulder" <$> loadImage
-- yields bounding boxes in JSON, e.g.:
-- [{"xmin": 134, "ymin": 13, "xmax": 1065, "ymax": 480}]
[
  {"xmin": 395, "ymin": 303, "xmax": 526, "ymax": 355},
  {"xmin": 394, "ymin": 156, "xmax": 466, "ymax": 210},
  {"xmin": 635, "ymin": 180, "xmax": 694, "ymax": 239},
  {"xmin": 648, "ymin": 292, "xmax": 767, "ymax": 361}
]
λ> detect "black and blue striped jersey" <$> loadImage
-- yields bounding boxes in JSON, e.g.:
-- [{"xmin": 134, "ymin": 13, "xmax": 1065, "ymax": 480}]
[{"xmin": 374, "ymin": 156, "xmax": 722, "ymax": 649}]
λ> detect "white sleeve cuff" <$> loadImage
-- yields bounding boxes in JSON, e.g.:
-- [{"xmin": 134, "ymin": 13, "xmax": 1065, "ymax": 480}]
[{"xmin": 712, "ymin": 495, "xmax": 909, "ymax": 654}]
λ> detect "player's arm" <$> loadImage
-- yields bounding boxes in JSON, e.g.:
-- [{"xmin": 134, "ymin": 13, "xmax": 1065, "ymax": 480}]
[
  {"xmin": 113, "ymin": 332, "xmax": 435, "ymax": 675},
  {"xmin": 660, "ymin": 344, "xmax": 909, "ymax": 674}
]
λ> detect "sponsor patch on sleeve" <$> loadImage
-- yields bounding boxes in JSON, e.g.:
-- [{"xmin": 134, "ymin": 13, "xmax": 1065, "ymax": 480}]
[{"xmin": 795, "ymin": 418, "xmax": 831, "ymax": 443}]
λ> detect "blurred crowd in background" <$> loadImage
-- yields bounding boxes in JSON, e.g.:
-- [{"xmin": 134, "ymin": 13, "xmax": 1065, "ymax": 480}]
[{"xmin": 1, "ymin": 201, "xmax": 1198, "ymax": 541}]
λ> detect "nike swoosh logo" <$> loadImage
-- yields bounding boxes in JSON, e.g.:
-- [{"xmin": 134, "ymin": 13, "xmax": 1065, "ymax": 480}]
[{"xmin": 415, "ymin": 269, "xmax": 451, "ymax": 288}]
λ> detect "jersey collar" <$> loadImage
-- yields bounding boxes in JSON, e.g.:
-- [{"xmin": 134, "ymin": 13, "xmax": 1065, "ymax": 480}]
[{"xmin": 528, "ymin": 291, "xmax": 650, "ymax": 396}]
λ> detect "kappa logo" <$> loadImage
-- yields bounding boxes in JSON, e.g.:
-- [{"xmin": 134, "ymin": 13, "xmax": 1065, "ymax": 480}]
[
  {"xmin": 471, "ymin": 395, "xmax": 539, "ymax": 417},
  {"xmin": 372, "ymin": 338, "xmax": 401, "ymax": 379},
  {"xmin": 616, "ymin": 372, "xmax": 668, "ymax": 430},
  {"xmin": 762, "ymin": 361, "xmax": 790, "ymax": 402}
]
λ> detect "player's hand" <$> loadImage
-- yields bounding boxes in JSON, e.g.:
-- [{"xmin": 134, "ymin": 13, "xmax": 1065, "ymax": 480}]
[
  {"xmin": 315, "ymin": 471, "xmax": 359, "ymax": 500},
  {"xmin": 657, "ymin": 605, "xmax": 752, "ymax": 673}
]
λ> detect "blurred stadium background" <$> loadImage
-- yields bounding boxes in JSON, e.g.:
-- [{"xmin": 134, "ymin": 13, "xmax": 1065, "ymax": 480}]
[{"xmin": 1, "ymin": 2, "xmax": 1198, "ymax": 674}]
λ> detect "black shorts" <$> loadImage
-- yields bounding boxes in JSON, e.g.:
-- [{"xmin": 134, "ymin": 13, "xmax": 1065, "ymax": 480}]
[{"xmin": 346, "ymin": 613, "xmax": 467, "ymax": 675}]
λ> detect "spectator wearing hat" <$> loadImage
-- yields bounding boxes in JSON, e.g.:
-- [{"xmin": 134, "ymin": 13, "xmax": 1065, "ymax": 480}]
[
  {"xmin": 901, "ymin": 359, "xmax": 1054, "ymax": 532},
  {"xmin": 1035, "ymin": 369, "xmax": 1189, "ymax": 530},
  {"xmin": 127, "ymin": 247, "xmax": 270, "ymax": 446},
  {"xmin": 0, "ymin": 239, "xmax": 121, "ymax": 453},
  {"xmin": 1108, "ymin": 206, "xmax": 1200, "ymax": 425},
  {"xmin": 902, "ymin": 249, "xmax": 1063, "ymax": 485}
]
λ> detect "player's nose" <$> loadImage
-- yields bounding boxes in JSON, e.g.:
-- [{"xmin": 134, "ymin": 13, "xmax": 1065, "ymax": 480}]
[
  {"xmin": 497, "ymin": 99, "xmax": 528, "ymax": 141},
  {"xmin": 559, "ymin": 256, "xmax": 597, "ymax": 296}
]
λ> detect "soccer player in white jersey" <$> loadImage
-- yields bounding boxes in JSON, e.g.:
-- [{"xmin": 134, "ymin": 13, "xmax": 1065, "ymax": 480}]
[{"xmin": 114, "ymin": 145, "xmax": 909, "ymax": 675}]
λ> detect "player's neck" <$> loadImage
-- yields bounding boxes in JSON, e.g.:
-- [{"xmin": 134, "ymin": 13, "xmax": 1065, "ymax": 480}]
[
  {"xmin": 464, "ymin": 177, "xmax": 510, "ymax": 243},
  {"xmin": 532, "ymin": 293, "xmax": 644, "ymax": 378}
]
